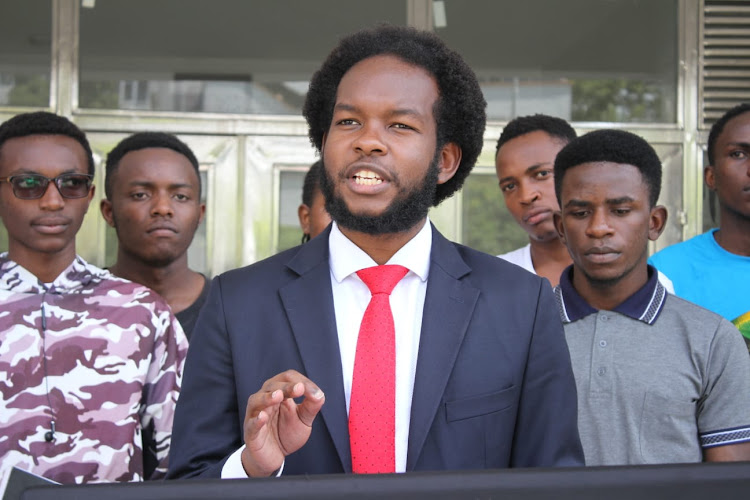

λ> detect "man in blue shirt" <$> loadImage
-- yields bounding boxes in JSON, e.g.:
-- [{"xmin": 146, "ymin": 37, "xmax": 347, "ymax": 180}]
[{"xmin": 650, "ymin": 103, "xmax": 750, "ymax": 348}]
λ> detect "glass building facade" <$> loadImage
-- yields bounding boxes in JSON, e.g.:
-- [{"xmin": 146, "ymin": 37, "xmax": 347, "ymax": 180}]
[{"xmin": 0, "ymin": 0, "xmax": 743, "ymax": 276}]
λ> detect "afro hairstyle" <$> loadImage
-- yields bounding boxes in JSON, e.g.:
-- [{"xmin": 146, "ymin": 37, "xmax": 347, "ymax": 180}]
[
  {"xmin": 554, "ymin": 129, "xmax": 662, "ymax": 207},
  {"xmin": 104, "ymin": 132, "xmax": 201, "ymax": 199},
  {"xmin": 302, "ymin": 24, "xmax": 487, "ymax": 206},
  {"xmin": 0, "ymin": 111, "xmax": 94, "ymax": 175}
]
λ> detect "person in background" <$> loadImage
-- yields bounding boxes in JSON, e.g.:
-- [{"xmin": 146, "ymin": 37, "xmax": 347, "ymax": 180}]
[
  {"xmin": 552, "ymin": 128, "xmax": 750, "ymax": 465},
  {"xmin": 298, "ymin": 160, "xmax": 331, "ymax": 243},
  {"xmin": 100, "ymin": 132, "xmax": 208, "ymax": 341},
  {"xmin": 494, "ymin": 114, "xmax": 576, "ymax": 286},
  {"xmin": 650, "ymin": 103, "xmax": 750, "ymax": 350},
  {"xmin": 0, "ymin": 112, "xmax": 187, "ymax": 483},
  {"xmin": 167, "ymin": 25, "xmax": 583, "ymax": 479}
]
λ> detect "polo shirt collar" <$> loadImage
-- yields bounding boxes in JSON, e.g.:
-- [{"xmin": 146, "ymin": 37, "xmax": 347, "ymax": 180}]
[{"xmin": 554, "ymin": 264, "xmax": 667, "ymax": 325}]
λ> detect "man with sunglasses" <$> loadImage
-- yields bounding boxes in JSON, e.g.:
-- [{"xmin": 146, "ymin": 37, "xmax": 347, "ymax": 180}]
[{"xmin": 0, "ymin": 112, "xmax": 188, "ymax": 483}]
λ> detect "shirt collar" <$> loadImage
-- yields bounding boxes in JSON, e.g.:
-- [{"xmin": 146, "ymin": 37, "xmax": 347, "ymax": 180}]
[
  {"xmin": 554, "ymin": 264, "xmax": 667, "ymax": 325},
  {"xmin": 329, "ymin": 219, "xmax": 432, "ymax": 283},
  {"xmin": 0, "ymin": 253, "xmax": 103, "ymax": 295}
]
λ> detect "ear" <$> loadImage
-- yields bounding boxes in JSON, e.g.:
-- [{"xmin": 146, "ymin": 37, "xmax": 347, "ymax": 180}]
[
  {"xmin": 320, "ymin": 132, "xmax": 327, "ymax": 156},
  {"xmin": 298, "ymin": 203, "xmax": 311, "ymax": 235},
  {"xmin": 553, "ymin": 210, "xmax": 567, "ymax": 246},
  {"xmin": 83, "ymin": 184, "xmax": 95, "ymax": 214},
  {"xmin": 436, "ymin": 142, "xmax": 462, "ymax": 185},
  {"xmin": 100, "ymin": 197, "xmax": 116, "ymax": 228},
  {"xmin": 648, "ymin": 205, "xmax": 668, "ymax": 241},
  {"xmin": 198, "ymin": 203, "xmax": 206, "ymax": 224},
  {"xmin": 704, "ymin": 165, "xmax": 716, "ymax": 191}
]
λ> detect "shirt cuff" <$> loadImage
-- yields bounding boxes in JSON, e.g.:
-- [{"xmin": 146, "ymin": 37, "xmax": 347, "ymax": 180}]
[{"xmin": 220, "ymin": 445, "xmax": 285, "ymax": 478}]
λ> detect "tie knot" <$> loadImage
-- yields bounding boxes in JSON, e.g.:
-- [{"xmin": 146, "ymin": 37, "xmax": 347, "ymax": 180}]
[{"xmin": 357, "ymin": 265, "xmax": 409, "ymax": 296}]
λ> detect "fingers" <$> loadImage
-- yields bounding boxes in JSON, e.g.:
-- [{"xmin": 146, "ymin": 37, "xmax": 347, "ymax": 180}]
[
  {"xmin": 245, "ymin": 370, "xmax": 324, "ymax": 425},
  {"xmin": 263, "ymin": 370, "xmax": 323, "ymax": 400},
  {"xmin": 242, "ymin": 370, "xmax": 325, "ymax": 473},
  {"xmin": 297, "ymin": 386, "xmax": 325, "ymax": 426}
]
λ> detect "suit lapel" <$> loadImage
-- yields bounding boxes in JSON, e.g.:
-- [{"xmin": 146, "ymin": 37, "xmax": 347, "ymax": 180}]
[
  {"xmin": 406, "ymin": 227, "xmax": 479, "ymax": 470},
  {"xmin": 279, "ymin": 228, "xmax": 352, "ymax": 472}
]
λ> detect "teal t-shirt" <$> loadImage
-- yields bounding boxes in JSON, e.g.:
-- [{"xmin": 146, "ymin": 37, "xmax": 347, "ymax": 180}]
[{"xmin": 649, "ymin": 229, "xmax": 750, "ymax": 346}]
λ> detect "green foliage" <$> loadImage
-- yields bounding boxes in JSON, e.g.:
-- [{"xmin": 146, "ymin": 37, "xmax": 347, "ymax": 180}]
[
  {"xmin": 461, "ymin": 172, "xmax": 528, "ymax": 255},
  {"xmin": 278, "ymin": 224, "xmax": 303, "ymax": 252},
  {"xmin": 572, "ymin": 79, "xmax": 669, "ymax": 123},
  {"xmin": 7, "ymin": 75, "xmax": 50, "ymax": 107},
  {"xmin": 79, "ymin": 80, "xmax": 120, "ymax": 109},
  {"xmin": 0, "ymin": 223, "xmax": 7, "ymax": 253}
]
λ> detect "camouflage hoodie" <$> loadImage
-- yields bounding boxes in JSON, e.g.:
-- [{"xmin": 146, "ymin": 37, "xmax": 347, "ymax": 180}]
[{"xmin": 0, "ymin": 254, "xmax": 188, "ymax": 483}]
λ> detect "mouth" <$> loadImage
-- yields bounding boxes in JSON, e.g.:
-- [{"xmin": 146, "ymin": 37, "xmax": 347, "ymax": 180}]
[
  {"xmin": 32, "ymin": 217, "xmax": 71, "ymax": 235},
  {"xmin": 584, "ymin": 247, "xmax": 621, "ymax": 264},
  {"xmin": 523, "ymin": 207, "xmax": 553, "ymax": 226},
  {"xmin": 352, "ymin": 170, "xmax": 385, "ymax": 186},
  {"xmin": 345, "ymin": 164, "xmax": 392, "ymax": 193},
  {"xmin": 147, "ymin": 225, "xmax": 178, "ymax": 236}
]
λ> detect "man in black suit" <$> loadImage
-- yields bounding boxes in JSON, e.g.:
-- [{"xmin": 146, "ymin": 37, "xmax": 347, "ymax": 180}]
[{"xmin": 167, "ymin": 25, "xmax": 583, "ymax": 479}]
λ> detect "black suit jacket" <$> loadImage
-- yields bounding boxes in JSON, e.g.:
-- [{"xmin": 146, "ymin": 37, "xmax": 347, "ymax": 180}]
[{"xmin": 167, "ymin": 225, "xmax": 583, "ymax": 477}]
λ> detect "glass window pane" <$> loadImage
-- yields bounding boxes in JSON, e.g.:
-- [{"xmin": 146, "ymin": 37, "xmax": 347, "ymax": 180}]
[
  {"xmin": 0, "ymin": 223, "xmax": 7, "ymax": 253},
  {"xmin": 279, "ymin": 169, "xmax": 307, "ymax": 252},
  {"xmin": 0, "ymin": 0, "xmax": 52, "ymax": 108},
  {"xmin": 437, "ymin": 0, "xmax": 678, "ymax": 123},
  {"xmin": 79, "ymin": 0, "xmax": 407, "ymax": 114},
  {"xmin": 461, "ymin": 172, "xmax": 528, "ymax": 256}
]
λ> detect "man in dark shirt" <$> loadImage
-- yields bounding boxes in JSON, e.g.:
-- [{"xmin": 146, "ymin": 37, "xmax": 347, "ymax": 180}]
[{"xmin": 101, "ymin": 132, "xmax": 208, "ymax": 340}]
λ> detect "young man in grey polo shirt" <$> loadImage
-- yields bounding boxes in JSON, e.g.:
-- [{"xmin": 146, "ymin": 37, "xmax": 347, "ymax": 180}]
[{"xmin": 552, "ymin": 129, "xmax": 750, "ymax": 465}]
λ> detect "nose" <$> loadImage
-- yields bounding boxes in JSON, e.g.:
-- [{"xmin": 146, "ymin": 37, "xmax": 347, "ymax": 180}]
[
  {"xmin": 353, "ymin": 123, "xmax": 387, "ymax": 156},
  {"xmin": 585, "ymin": 208, "xmax": 614, "ymax": 238},
  {"xmin": 151, "ymin": 192, "xmax": 174, "ymax": 217},
  {"xmin": 518, "ymin": 182, "xmax": 540, "ymax": 205},
  {"xmin": 38, "ymin": 181, "xmax": 65, "ymax": 211}
]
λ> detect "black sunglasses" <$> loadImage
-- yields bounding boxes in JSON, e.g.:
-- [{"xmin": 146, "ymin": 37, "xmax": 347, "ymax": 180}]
[{"xmin": 0, "ymin": 173, "xmax": 94, "ymax": 200}]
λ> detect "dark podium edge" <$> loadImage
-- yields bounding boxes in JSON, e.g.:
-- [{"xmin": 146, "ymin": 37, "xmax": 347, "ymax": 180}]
[{"xmin": 20, "ymin": 461, "xmax": 750, "ymax": 500}]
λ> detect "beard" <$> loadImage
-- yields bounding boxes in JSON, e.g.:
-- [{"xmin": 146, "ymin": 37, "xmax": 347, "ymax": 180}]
[{"xmin": 320, "ymin": 151, "xmax": 440, "ymax": 235}]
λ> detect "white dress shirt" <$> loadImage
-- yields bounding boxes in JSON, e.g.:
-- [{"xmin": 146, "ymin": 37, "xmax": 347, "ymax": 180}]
[{"xmin": 222, "ymin": 219, "xmax": 432, "ymax": 477}]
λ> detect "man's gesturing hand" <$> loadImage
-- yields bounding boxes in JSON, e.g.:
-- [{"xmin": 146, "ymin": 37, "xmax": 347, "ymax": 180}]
[{"xmin": 240, "ymin": 370, "xmax": 325, "ymax": 477}]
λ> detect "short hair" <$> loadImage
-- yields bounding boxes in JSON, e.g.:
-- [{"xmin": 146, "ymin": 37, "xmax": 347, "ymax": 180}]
[
  {"xmin": 302, "ymin": 24, "xmax": 487, "ymax": 206},
  {"xmin": 0, "ymin": 111, "xmax": 94, "ymax": 175},
  {"xmin": 554, "ymin": 129, "xmax": 662, "ymax": 207},
  {"xmin": 495, "ymin": 114, "xmax": 577, "ymax": 155},
  {"xmin": 105, "ymin": 132, "xmax": 201, "ymax": 199},
  {"xmin": 707, "ymin": 102, "xmax": 750, "ymax": 165},
  {"xmin": 301, "ymin": 160, "xmax": 323, "ymax": 207}
]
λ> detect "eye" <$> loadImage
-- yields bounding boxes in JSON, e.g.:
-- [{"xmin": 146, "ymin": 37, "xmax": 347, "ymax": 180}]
[
  {"xmin": 729, "ymin": 150, "xmax": 747, "ymax": 159},
  {"xmin": 613, "ymin": 208, "xmax": 631, "ymax": 216},
  {"xmin": 534, "ymin": 170, "xmax": 552, "ymax": 180},
  {"xmin": 59, "ymin": 175, "xmax": 88, "ymax": 188},
  {"xmin": 336, "ymin": 118, "xmax": 359, "ymax": 126},
  {"xmin": 392, "ymin": 123, "xmax": 414, "ymax": 131},
  {"xmin": 569, "ymin": 210, "xmax": 589, "ymax": 218},
  {"xmin": 16, "ymin": 175, "xmax": 43, "ymax": 189},
  {"xmin": 500, "ymin": 182, "xmax": 516, "ymax": 193},
  {"xmin": 131, "ymin": 192, "xmax": 149, "ymax": 200},
  {"xmin": 174, "ymin": 193, "xmax": 190, "ymax": 201}
]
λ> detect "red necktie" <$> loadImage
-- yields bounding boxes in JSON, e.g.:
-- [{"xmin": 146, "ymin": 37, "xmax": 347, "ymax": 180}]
[{"xmin": 349, "ymin": 264, "xmax": 409, "ymax": 474}]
